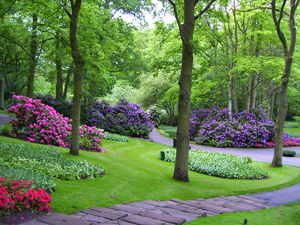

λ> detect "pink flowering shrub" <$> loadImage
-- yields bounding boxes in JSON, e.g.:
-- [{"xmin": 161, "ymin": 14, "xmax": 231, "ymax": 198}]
[
  {"xmin": 0, "ymin": 177, "xmax": 51, "ymax": 216},
  {"xmin": 7, "ymin": 95, "xmax": 105, "ymax": 152}
]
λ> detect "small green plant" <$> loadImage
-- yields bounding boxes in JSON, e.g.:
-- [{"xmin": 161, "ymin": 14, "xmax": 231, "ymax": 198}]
[
  {"xmin": 283, "ymin": 150, "xmax": 296, "ymax": 154},
  {"xmin": 160, "ymin": 149, "xmax": 268, "ymax": 179},
  {"xmin": 161, "ymin": 125, "xmax": 177, "ymax": 138},
  {"xmin": 0, "ymin": 164, "xmax": 56, "ymax": 193},
  {"xmin": 104, "ymin": 132, "xmax": 129, "ymax": 142},
  {"xmin": 0, "ymin": 143, "xmax": 105, "ymax": 182},
  {"xmin": 0, "ymin": 124, "xmax": 11, "ymax": 135}
]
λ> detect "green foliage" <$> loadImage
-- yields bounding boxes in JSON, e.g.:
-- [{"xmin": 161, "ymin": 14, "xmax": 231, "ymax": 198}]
[
  {"xmin": 0, "ymin": 124, "xmax": 11, "ymax": 135},
  {"xmin": 161, "ymin": 125, "xmax": 177, "ymax": 138},
  {"xmin": 292, "ymin": 116, "xmax": 300, "ymax": 128},
  {"xmin": 104, "ymin": 132, "xmax": 129, "ymax": 142},
  {"xmin": 0, "ymin": 164, "xmax": 56, "ymax": 193},
  {"xmin": 102, "ymin": 81, "xmax": 140, "ymax": 106},
  {"xmin": 284, "ymin": 121, "xmax": 299, "ymax": 128},
  {"xmin": 0, "ymin": 143, "xmax": 105, "ymax": 182},
  {"xmin": 160, "ymin": 149, "xmax": 268, "ymax": 179},
  {"xmin": 283, "ymin": 150, "xmax": 296, "ymax": 154}
]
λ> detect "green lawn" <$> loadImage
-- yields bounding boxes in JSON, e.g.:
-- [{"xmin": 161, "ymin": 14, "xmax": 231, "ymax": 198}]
[
  {"xmin": 186, "ymin": 201, "xmax": 300, "ymax": 225},
  {"xmin": 1, "ymin": 135, "xmax": 300, "ymax": 216}
]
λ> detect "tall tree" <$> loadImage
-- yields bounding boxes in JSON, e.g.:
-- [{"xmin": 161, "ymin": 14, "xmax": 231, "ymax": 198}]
[
  {"xmin": 66, "ymin": 0, "xmax": 85, "ymax": 156},
  {"xmin": 271, "ymin": 0, "xmax": 300, "ymax": 167},
  {"xmin": 166, "ymin": 0, "xmax": 220, "ymax": 181}
]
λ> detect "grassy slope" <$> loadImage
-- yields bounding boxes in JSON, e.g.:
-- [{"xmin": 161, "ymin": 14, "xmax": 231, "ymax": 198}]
[
  {"xmin": 1, "ymin": 133, "xmax": 300, "ymax": 216},
  {"xmin": 28, "ymin": 137, "xmax": 300, "ymax": 214}
]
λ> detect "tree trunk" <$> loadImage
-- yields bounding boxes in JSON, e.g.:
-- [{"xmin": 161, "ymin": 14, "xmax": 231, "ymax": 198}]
[
  {"xmin": 232, "ymin": 77, "xmax": 238, "ymax": 113},
  {"xmin": 227, "ymin": 78, "xmax": 233, "ymax": 119},
  {"xmin": 26, "ymin": 13, "xmax": 38, "ymax": 98},
  {"xmin": 268, "ymin": 81, "xmax": 277, "ymax": 120},
  {"xmin": 63, "ymin": 63, "xmax": 73, "ymax": 100},
  {"xmin": 172, "ymin": 0, "xmax": 195, "ymax": 182},
  {"xmin": 271, "ymin": 56, "xmax": 292, "ymax": 167},
  {"xmin": 55, "ymin": 34, "xmax": 63, "ymax": 101},
  {"xmin": 0, "ymin": 63, "xmax": 4, "ymax": 110},
  {"xmin": 69, "ymin": 0, "xmax": 84, "ymax": 156},
  {"xmin": 271, "ymin": 0, "xmax": 299, "ymax": 167}
]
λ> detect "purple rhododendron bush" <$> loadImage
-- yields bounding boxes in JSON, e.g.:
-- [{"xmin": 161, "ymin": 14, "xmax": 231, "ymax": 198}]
[
  {"xmin": 190, "ymin": 107, "xmax": 299, "ymax": 148},
  {"xmin": 7, "ymin": 95, "xmax": 105, "ymax": 152},
  {"xmin": 87, "ymin": 98, "xmax": 154, "ymax": 138}
]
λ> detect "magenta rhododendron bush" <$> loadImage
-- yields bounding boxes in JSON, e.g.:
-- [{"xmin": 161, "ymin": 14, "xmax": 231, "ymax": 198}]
[
  {"xmin": 8, "ymin": 95, "xmax": 105, "ymax": 152},
  {"xmin": 0, "ymin": 177, "xmax": 51, "ymax": 216}
]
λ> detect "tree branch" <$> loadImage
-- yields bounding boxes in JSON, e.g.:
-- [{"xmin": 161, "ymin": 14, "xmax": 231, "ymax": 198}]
[
  {"xmin": 272, "ymin": 0, "xmax": 288, "ymax": 53},
  {"xmin": 0, "ymin": 0, "xmax": 17, "ymax": 18},
  {"xmin": 194, "ymin": 0, "xmax": 217, "ymax": 20}
]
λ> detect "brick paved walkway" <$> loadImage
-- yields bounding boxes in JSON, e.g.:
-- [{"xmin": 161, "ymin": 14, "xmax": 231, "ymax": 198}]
[{"xmin": 20, "ymin": 195, "xmax": 275, "ymax": 225}]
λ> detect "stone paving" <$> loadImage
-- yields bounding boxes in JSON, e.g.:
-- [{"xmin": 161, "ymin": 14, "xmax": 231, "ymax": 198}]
[{"xmin": 21, "ymin": 195, "xmax": 275, "ymax": 225}]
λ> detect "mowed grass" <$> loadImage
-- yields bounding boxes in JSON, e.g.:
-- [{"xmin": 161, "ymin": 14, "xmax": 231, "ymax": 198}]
[
  {"xmin": 1, "ymin": 132, "xmax": 300, "ymax": 216},
  {"xmin": 186, "ymin": 201, "xmax": 300, "ymax": 225}
]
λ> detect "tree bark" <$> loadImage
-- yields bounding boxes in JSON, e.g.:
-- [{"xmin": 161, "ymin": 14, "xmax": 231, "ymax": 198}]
[
  {"xmin": 55, "ymin": 34, "xmax": 63, "ymax": 101},
  {"xmin": 26, "ymin": 13, "xmax": 38, "ymax": 98},
  {"xmin": 172, "ymin": 0, "xmax": 194, "ymax": 182},
  {"xmin": 271, "ymin": 0, "xmax": 299, "ymax": 167},
  {"xmin": 68, "ymin": 0, "xmax": 84, "ymax": 156},
  {"xmin": 169, "ymin": 0, "xmax": 216, "ymax": 182},
  {"xmin": 63, "ymin": 63, "xmax": 73, "ymax": 100}
]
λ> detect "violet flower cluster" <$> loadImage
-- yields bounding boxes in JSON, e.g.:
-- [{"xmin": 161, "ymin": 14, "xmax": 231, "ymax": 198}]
[
  {"xmin": 190, "ymin": 107, "xmax": 291, "ymax": 148},
  {"xmin": 88, "ymin": 98, "xmax": 154, "ymax": 138}
]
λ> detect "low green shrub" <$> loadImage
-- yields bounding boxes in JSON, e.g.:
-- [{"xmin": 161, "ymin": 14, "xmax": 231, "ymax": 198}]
[
  {"xmin": 104, "ymin": 132, "xmax": 129, "ymax": 142},
  {"xmin": 161, "ymin": 125, "xmax": 177, "ymax": 138},
  {"xmin": 0, "ymin": 124, "xmax": 11, "ymax": 135},
  {"xmin": 284, "ymin": 121, "xmax": 298, "ymax": 128},
  {"xmin": 0, "ymin": 164, "xmax": 56, "ymax": 193},
  {"xmin": 0, "ymin": 143, "xmax": 105, "ymax": 181},
  {"xmin": 160, "ymin": 149, "xmax": 268, "ymax": 179}
]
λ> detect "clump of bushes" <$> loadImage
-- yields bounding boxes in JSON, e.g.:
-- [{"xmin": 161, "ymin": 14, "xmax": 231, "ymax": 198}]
[
  {"xmin": 88, "ymin": 98, "xmax": 154, "ymax": 138},
  {"xmin": 7, "ymin": 95, "xmax": 105, "ymax": 152},
  {"xmin": 35, "ymin": 94, "xmax": 154, "ymax": 138},
  {"xmin": 190, "ymin": 107, "xmax": 291, "ymax": 148},
  {"xmin": 160, "ymin": 149, "xmax": 268, "ymax": 179}
]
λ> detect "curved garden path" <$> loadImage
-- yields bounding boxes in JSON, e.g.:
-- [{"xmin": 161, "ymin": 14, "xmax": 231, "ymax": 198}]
[{"xmin": 149, "ymin": 128, "xmax": 300, "ymax": 167}]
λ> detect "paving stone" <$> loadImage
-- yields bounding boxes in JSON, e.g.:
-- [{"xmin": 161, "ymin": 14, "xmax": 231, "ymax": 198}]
[
  {"xmin": 121, "ymin": 214, "xmax": 165, "ymax": 225},
  {"xmin": 81, "ymin": 214, "xmax": 109, "ymax": 223},
  {"xmin": 202, "ymin": 198, "xmax": 227, "ymax": 206},
  {"xmin": 169, "ymin": 199, "xmax": 204, "ymax": 208},
  {"xmin": 128, "ymin": 201, "xmax": 158, "ymax": 210},
  {"xmin": 139, "ymin": 211, "xmax": 186, "ymax": 224},
  {"xmin": 223, "ymin": 196, "xmax": 244, "ymax": 202},
  {"xmin": 81, "ymin": 208, "xmax": 127, "ymax": 220},
  {"xmin": 159, "ymin": 207, "xmax": 202, "ymax": 222},
  {"xmin": 239, "ymin": 195, "xmax": 269, "ymax": 204},
  {"xmin": 38, "ymin": 213, "xmax": 94, "ymax": 225},
  {"xmin": 90, "ymin": 207, "xmax": 130, "ymax": 216},
  {"xmin": 143, "ymin": 200, "xmax": 176, "ymax": 207},
  {"xmin": 109, "ymin": 204, "xmax": 147, "ymax": 214},
  {"xmin": 224, "ymin": 201, "xmax": 262, "ymax": 211},
  {"xmin": 165, "ymin": 203, "xmax": 198, "ymax": 212},
  {"xmin": 202, "ymin": 204, "xmax": 238, "ymax": 214}
]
